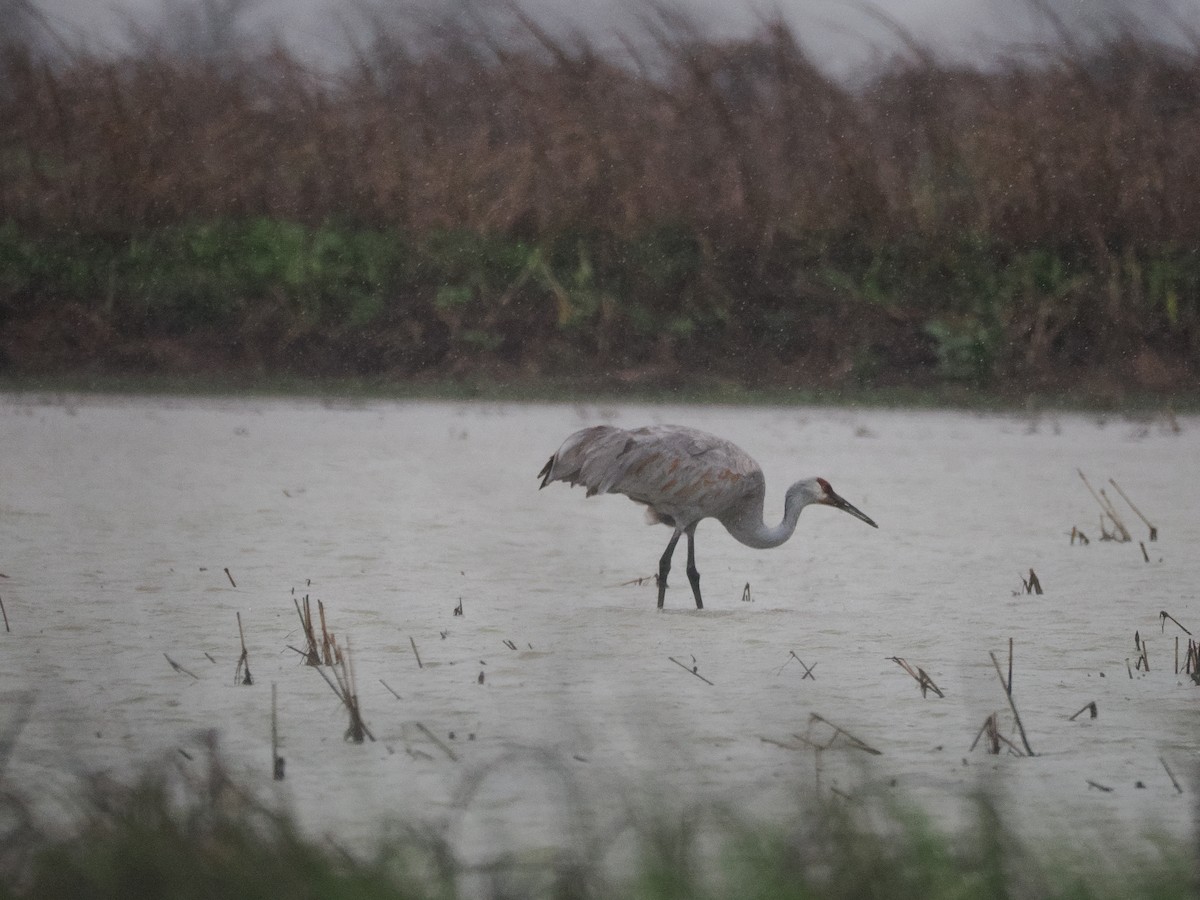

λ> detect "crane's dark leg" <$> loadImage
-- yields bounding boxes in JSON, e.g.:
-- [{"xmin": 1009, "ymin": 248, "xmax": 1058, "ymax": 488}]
[
  {"xmin": 685, "ymin": 526, "xmax": 702, "ymax": 609},
  {"xmin": 657, "ymin": 530, "xmax": 682, "ymax": 608}
]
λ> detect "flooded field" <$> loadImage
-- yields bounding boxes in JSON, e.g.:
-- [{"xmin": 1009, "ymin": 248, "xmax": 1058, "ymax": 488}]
[{"xmin": 0, "ymin": 394, "xmax": 1196, "ymax": 863}]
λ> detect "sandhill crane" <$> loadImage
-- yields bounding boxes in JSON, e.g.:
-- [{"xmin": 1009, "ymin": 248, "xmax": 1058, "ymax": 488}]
[{"xmin": 538, "ymin": 424, "xmax": 877, "ymax": 608}]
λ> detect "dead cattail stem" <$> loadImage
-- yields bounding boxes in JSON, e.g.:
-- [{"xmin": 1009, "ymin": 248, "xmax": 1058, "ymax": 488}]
[
  {"xmin": 668, "ymin": 655, "xmax": 715, "ymax": 685},
  {"xmin": 224, "ymin": 567, "xmax": 237, "ymax": 587},
  {"xmin": 1021, "ymin": 569, "xmax": 1043, "ymax": 595},
  {"xmin": 1068, "ymin": 701, "xmax": 1097, "ymax": 721},
  {"xmin": 318, "ymin": 600, "xmax": 338, "ymax": 666},
  {"xmin": 1161, "ymin": 611, "xmax": 1191, "ymax": 635},
  {"xmin": 989, "ymin": 650, "xmax": 1034, "ymax": 755},
  {"xmin": 301, "ymin": 641, "xmax": 374, "ymax": 743},
  {"xmin": 969, "ymin": 713, "xmax": 1023, "ymax": 755},
  {"xmin": 0, "ymin": 595, "xmax": 8, "ymax": 633},
  {"xmin": 413, "ymin": 722, "xmax": 458, "ymax": 761},
  {"xmin": 164, "ymin": 653, "xmax": 199, "ymax": 680},
  {"xmin": 888, "ymin": 656, "xmax": 944, "ymax": 698},
  {"xmin": 1007, "ymin": 637, "xmax": 1013, "ymax": 695},
  {"xmin": 234, "ymin": 611, "xmax": 252, "ymax": 686},
  {"xmin": 1109, "ymin": 478, "xmax": 1157, "ymax": 540},
  {"xmin": 342, "ymin": 635, "xmax": 366, "ymax": 743},
  {"xmin": 777, "ymin": 650, "xmax": 817, "ymax": 679},
  {"xmin": 1134, "ymin": 633, "xmax": 1149, "ymax": 671},
  {"xmin": 1078, "ymin": 470, "xmax": 1132, "ymax": 541},
  {"xmin": 619, "ymin": 575, "xmax": 656, "ymax": 587},
  {"xmin": 806, "ymin": 713, "xmax": 882, "ymax": 755},
  {"xmin": 1160, "ymin": 756, "xmax": 1183, "ymax": 794},
  {"xmin": 271, "ymin": 682, "xmax": 284, "ymax": 780},
  {"xmin": 1099, "ymin": 489, "xmax": 1130, "ymax": 536},
  {"xmin": 410, "ymin": 636, "xmax": 423, "ymax": 669},
  {"xmin": 293, "ymin": 595, "xmax": 320, "ymax": 666},
  {"xmin": 970, "ymin": 713, "xmax": 1001, "ymax": 754}
]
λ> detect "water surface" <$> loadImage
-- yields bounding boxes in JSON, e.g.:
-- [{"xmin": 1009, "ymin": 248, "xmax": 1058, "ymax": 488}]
[{"xmin": 1, "ymin": 394, "xmax": 1196, "ymax": 860}]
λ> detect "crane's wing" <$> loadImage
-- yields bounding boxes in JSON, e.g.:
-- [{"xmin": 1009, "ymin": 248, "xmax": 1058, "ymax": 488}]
[
  {"xmin": 538, "ymin": 425, "xmax": 642, "ymax": 496},
  {"xmin": 538, "ymin": 425, "xmax": 763, "ymax": 525}
]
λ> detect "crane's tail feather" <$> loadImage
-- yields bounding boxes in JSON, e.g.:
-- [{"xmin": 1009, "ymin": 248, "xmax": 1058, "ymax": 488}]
[{"xmin": 538, "ymin": 425, "xmax": 626, "ymax": 494}]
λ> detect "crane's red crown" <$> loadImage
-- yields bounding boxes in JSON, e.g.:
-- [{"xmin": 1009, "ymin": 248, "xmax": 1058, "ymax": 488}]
[{"xmin": 816, "ymin": 477, "xmax": 832, "ymax": 494}]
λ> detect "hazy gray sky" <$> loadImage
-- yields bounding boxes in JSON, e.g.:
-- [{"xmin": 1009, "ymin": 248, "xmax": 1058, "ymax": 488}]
[{"xmin": 23, "ymin": 0, "xmax": 1196, "ymax": 72}]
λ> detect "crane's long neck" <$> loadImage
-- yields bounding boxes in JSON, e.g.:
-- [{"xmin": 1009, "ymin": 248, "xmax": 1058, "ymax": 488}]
[{"xmin": 721, "ymin": 483, "xmax": 810, "ymax": 550}]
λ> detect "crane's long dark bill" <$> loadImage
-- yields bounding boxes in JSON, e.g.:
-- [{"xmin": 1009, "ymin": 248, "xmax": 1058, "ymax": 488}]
[{"xmin": 826, "ymin": 493, "xmax": 878, "ymax": 528}]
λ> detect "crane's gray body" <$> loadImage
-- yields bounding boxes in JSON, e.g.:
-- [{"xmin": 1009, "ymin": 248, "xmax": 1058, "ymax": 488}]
[
  {"xmin": 538, "ymin": 424, "xmax": 877, "ymax": 608},
  {"xmin": 537, "ymin": 424, "xmax": 765, "ymax": 536}
]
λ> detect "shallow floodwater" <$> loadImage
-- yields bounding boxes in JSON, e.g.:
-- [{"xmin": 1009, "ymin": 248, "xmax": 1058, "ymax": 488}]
[{"xmin": 1, "ymin": 394, "xmax": 1197, "ymax": 864}]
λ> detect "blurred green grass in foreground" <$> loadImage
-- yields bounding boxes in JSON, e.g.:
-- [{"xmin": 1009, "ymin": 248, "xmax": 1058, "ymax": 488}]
[{"xmin": 0, "ymin": 748, "xmax": 1192, "ymax": 900}]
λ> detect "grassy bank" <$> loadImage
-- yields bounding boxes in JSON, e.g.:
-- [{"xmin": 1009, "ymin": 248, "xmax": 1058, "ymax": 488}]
[
  {"xmin": 1, "ymin": 221, "xmax": 1197, "ymax": 402},
  {"xmin": 2, "ymin": 5, "xmax": 1199, "ymax": 399},
  {"xmin": 0, "ymin": 750, "xmax": 1193, "ymax": 899}
]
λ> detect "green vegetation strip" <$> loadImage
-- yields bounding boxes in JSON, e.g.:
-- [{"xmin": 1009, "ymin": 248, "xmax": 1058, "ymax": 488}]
[{"xmin": 2, "ymin": 220, "xmax": 1198, "ymax": 398}]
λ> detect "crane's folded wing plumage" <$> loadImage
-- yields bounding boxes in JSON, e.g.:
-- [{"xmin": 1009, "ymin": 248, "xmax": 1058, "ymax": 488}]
[{"xmin": 539, "ymin": 425, "xmax": 763, "ymax": 527}]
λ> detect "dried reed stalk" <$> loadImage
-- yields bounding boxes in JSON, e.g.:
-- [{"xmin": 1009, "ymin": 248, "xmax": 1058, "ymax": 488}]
[
  {"xmin": 777, "ymin": 650, "xmax": 817, "ymax": 680},
  {"xmin": 271, "ymin": 682, "xmax": 284, "ymax": 780},
  {"xmin": 164, "ymin": 653, "xmax": 199, "ymax": 680},
  {"xmin": 413, "ymin": 722, "xmax": 458, "ymax": 761},
  {"xmin": 1160, "ymin": 611, "xmax": 1191, "ymax": 635},
  {"xmin": 668, "ymin": 655, "xmax": 714, "ymax": 685},
  {"xmin": 989, "ymin": 650, "xmax": 1034, "ymax": 756},
  {"xmin": 800, "ymin": 713, "xmax": 882, "ymax": 755},
  {"xmin": 234, "ymin": 611, "xmax": 252, "ymax": 686},
  {"xmin": 1068, "ymin": 701, "xmax": 1097, "ymax": 721},
  {"xmin": 1160, "ymin": 756, "xmax": 1183, "ymax": 794},
  {"xmin": 293, "ymin": 595, "xmax": 320, "ymax": 666},
  {"xmin": 1078, "ymin": 471, "xmax": 1132, "ymax": 542},
  {"xmin": 888, "ymin": 656, "xmax": 944, "ymax": 698},
  {"xmin": 294, "ymin": 639, "xmax": 374, "ymax": 743},
  {"xmin": 1109, "ymin": 479, "xmax": 1157, "ymax": 540}
]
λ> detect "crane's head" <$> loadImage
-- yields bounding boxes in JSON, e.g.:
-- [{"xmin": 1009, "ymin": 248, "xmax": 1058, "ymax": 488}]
[{"xmin": 813, "ymin": 477, "xmax": 878, "ymax": 528}]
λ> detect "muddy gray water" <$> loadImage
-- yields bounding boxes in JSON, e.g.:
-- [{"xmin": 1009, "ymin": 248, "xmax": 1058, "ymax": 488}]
[{"xmin": 1, "ymin": 394, "xmax": 1196, "ymax": 864}]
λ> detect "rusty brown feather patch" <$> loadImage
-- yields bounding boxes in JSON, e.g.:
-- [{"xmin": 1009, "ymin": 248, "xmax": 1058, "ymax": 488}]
[{"xmin": 628, "ymin": 453, "xmax": 660, "ymax": 477}]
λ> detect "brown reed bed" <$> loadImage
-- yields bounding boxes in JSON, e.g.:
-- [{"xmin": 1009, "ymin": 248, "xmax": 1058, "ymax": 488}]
[
  {"xmin": 5, "ymin": 6, "xmax": 1199, "ymax": 247},
  {"xmin": 2, "ymin": 5, "xmax": 1200, "ymax": 391}
]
